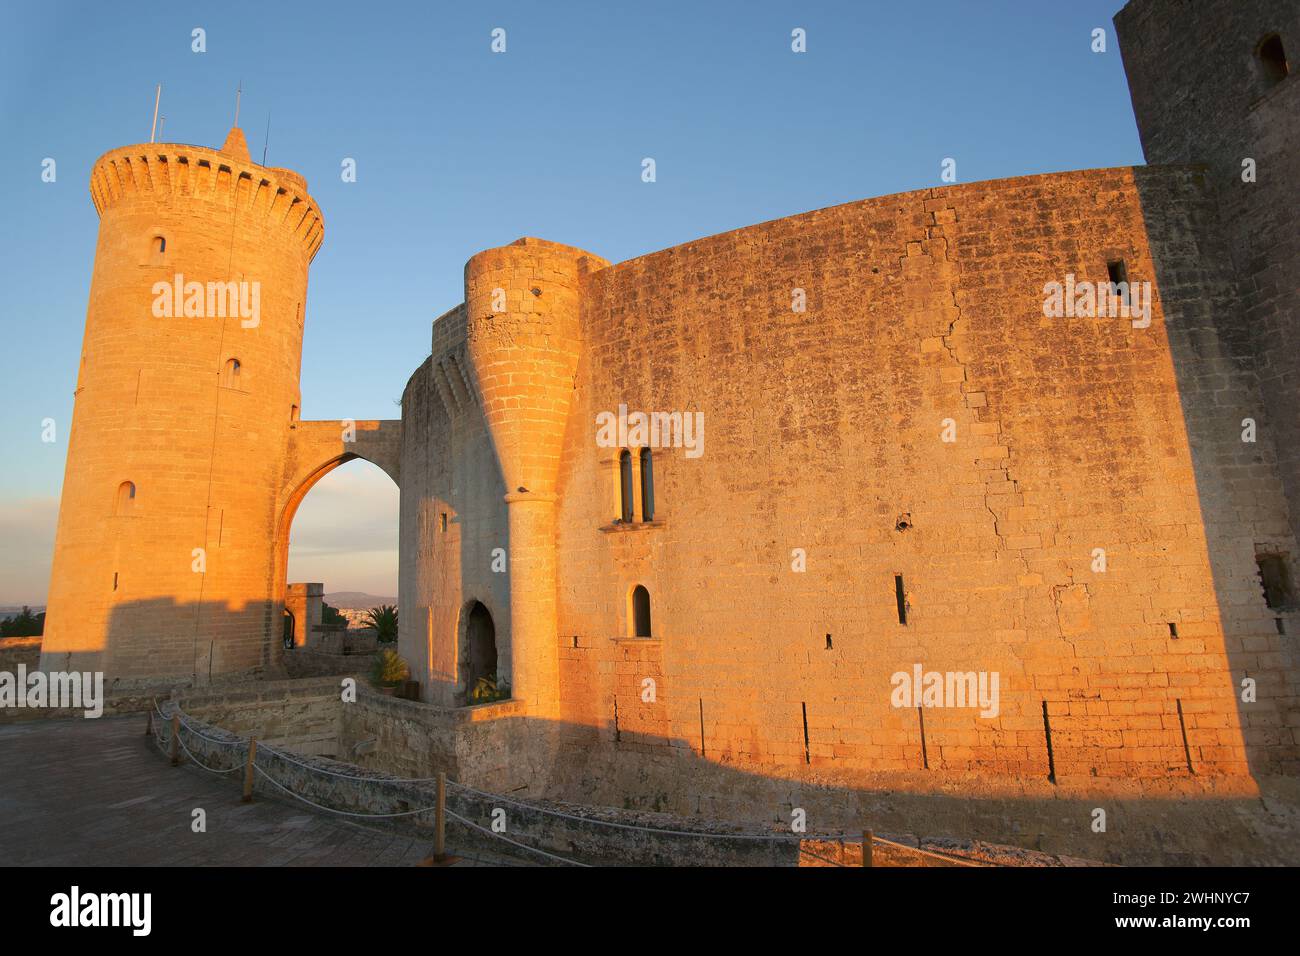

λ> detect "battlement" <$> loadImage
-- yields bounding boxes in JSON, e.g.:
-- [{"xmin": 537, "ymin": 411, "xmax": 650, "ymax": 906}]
[{"xmin": 88, "ymin": 140, "xmax": 324, "ymax": 261}]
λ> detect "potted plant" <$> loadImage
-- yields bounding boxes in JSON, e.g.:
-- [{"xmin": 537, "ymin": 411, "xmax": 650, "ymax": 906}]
[
  {"xmin": 372, "ymin": 648, "xmax": 410, "ymax": 695},
  {"xmin": 468, "ymin": 675, "xmax": 512, "ymax": 705}
]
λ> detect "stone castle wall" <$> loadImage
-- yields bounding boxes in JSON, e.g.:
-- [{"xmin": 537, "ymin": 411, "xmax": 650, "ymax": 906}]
[
  {"xmin": 547, "ymin": 165, "xmax": 1297, "ymax": 786},
  {"xmin": 398, "ymin": 164, "xmax": 1298, "ymax": 796}
]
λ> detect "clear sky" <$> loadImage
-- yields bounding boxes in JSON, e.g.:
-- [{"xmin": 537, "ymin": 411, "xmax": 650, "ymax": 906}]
[{"xmin": 0, "ymin": 0, "xmax": 1143, "ymax": 604}]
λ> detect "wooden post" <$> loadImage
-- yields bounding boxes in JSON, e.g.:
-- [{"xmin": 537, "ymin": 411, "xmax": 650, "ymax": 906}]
[
  {"xmin": 169, "ymin": 713, "xmax": 180, "ymax": 766},
  {"xmin": 434, "ymin": 772, "xmax": 447, "ymax": 862},
  {"xmin": 144, "ymin": 708, "xmax": 153, "ymax": 737},
  {"xmin": 242, "ymin": 738, "xmax": 257, "ymax": 803},
  {"xmin": 863, "ymin": 829, "xmax": 873, "ymax": 868}
]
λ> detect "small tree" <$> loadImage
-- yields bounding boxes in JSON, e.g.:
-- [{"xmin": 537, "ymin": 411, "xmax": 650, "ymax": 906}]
[
  {"xmin": 365, "ymin": 604, "xmax": 398, "ymax": 643},
  {"xmin": 321, "ymin": 601, "xmax": 346, "ymax": 627},
  {"xmin": 1, "ymin": 607, "xmax": 43, "ymax": 638}
]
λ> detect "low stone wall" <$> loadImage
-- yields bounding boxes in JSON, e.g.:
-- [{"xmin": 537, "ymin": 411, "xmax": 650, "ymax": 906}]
[
  {"xmin": 158, "ymin": 679, "xmax": 1088, "ymax": 866},
  {"xmin": 165, "ymin": 701, "xmax": 1047, "ymax": 866},
  {"xmin": 178, "ymin": 678, "xmax": 341, "ymax": 757},
  {"xmin": 0, "ymin": 637, "xmax": 41, "ymax": 672}
]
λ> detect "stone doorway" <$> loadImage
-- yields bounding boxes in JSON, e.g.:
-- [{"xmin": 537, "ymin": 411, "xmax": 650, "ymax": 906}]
[{"xmin": 462, "ymin": 601, "xmax": 497, "ymax": 701}]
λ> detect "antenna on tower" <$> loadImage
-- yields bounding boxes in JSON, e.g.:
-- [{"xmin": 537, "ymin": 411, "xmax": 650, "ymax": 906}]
[
  {"xmin": 158, "ymin": 115, "xmax": 166, "ymax": 141},
  {"xmin": 150, "ymin": 84, "xmax": 162, "ymax": 143},
  {"xmin": 262, "ymin": 111, "xmax": 272, "ymax": 166},
  {"xmin": 233, "ymin": 78, "xmax": 243, "ymax": 128}
]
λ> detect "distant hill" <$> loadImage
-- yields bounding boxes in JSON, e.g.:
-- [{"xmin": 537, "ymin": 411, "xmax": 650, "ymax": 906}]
[{"xmin": 323, "ymin": 592, "xmax": 396, "ymax": 609}]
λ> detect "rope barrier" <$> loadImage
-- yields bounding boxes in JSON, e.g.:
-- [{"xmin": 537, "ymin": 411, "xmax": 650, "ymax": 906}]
[
  {"xmin": 174, "ymin": 728, "xmax": 245, "ymax": 775},
  {"xmin": 442, "ymin": 807, "xmax": 590, "ymax": 868},
  {"xmin": 251, "ymin": 764, "xmax": 444, "ymax": 819},
  {"xmin": 446, "ymin": 778, "xmax": 854, "ymax": 843},
  {"xmin": 153, "ymin": 699, "xmax": 994, "ymax": 867},
  {"xmin": 869, "ymin": 834, "xmax": 990, "ymax": 867}
]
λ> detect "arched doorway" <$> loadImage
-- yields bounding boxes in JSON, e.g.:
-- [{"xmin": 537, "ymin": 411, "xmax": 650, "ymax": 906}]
[
  {"xmin": 461, "ymin": 601, "xmax": 498, "ymax": 702},
  {"xmin": 282, "ymin": 608, "xmax": 296, "ymax": 649},
  {"xmin": 282, "ymin": 458, "xmax": 399, "ymax": 654}
]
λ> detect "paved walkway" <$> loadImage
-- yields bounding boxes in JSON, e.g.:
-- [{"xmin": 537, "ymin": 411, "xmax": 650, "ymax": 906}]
[{"xmin": 0, "ymin": 715, "xmax": 498, "ymax": 866}]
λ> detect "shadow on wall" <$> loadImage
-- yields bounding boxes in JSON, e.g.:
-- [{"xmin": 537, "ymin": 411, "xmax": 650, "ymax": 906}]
[
  {"xmin": 179, "ymin": 680, "xmax": 1300, "ymax": 866},
  {"xmin": 1133, "ymin": 166, "xmax": 1300, "ymax": 780},
  {"xmin": 66, "ymin": 598, "xmax": 287, "ymax": 690}
]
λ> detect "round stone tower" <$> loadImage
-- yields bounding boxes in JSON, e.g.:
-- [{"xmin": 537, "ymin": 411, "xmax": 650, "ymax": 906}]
[
  {"xmin": 41, "ymin": 127, "xmax": 324, "ymax": 686},
  {"xmin": 463, "ymin": 238, "xmax": 608, "ymax": 715}
]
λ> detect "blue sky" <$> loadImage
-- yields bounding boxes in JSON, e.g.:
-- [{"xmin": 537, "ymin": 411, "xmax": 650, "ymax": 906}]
[{"xmin": 0, "ymin": 0, "xmax": 1142, "ymax": 604}]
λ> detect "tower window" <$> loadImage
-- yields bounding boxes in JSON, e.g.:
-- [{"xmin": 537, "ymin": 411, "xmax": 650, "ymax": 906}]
[
  {"xmin": 290, "ymin": 404, "xmax": 299, "ymax": 423},
  {"xmin": 619, "ymin": 450, "xmax": 633, "ymax": 523},
  {"xmin": 222, "ymin": 358, "xmax": 241, "ymax": 389},
  {"xmin": 1107, "ymin": 260, "xmax": 1130, "ymax": 307},
  {"xmin": 1259, "ymin": 34, "xmax": 1289, "ymax": 86},
  {"xmin": 631, "ymin": 585, "xmax": 652, "ymax": 638},
  {"xmin": 114, "ymin": 481, "xmax": 136, "ymax": 515},
  {"xmin": 148, "ymin": 235, "xmax": 166, "ymax": 266},
  {"xmin": 639, "ymin": 447, "xmax": 655, "ymax": 522},
  {"xmin": 1256, "ymin": 554, "xmax": 1295, "ymax": 609}
]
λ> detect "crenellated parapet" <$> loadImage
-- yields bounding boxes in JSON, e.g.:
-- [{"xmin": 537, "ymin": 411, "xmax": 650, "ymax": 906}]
[{"xmin": 87, "ymin": 132, "xmax": 324, "ymax": 262}]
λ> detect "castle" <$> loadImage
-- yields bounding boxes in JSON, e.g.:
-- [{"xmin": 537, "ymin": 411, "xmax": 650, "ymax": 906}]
[{"xmin": 39, "ymin": 0, "xmax": 1299, "ymax": 811}]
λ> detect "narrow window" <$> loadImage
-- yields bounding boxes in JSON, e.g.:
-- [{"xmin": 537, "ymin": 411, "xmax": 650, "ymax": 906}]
[
  {"xmin": 112, "ymin": 571, "xmax": 118, "ymax": 591},
  {"xmin": 619, "ymin": 450, "xmax": 633, "ymax": 523},
  {"xmin": 222, "ymin": 358, "xmax": 241, "ymax": 389},
  {"xmin": 895, "ymin": 574, "xmax": 907, "ymax": 625},
  {"xmin": 440, "ymin": 512, "xmax": 448, "ymax": 533},
  {"xmin": 290, "ymin": 404, "xmax": 299, "ymax": 423},
  {"xmin": 632, "ymin": 585, "xmax": 652, "ymax": 638},
  {"xmin": 639, "ymin": 447, "xmax": 655, "ymax": 521},
  {"xmin": 1257, "ymin": 554, "xmax": 1295, "ymax": 609},
  {"xmin": 153, "ymin": 236, "xmax": 166, "ymax": 254},
  {"xmin": 1107, "ymin": 260, "xmax": 1130, "ymax": 307},
  {"xmin": 1259, "ymin": 34, "xmax": 1289, "ymax": 86},
  {"xmin": 115, "ymin": 481, "xmax": 136, "ymax": 515}
]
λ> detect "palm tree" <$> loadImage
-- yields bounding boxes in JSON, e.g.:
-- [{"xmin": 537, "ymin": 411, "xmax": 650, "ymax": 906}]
[{"xmin": 365, "ymin": 604, "xmax": 398, "ymax": 643}]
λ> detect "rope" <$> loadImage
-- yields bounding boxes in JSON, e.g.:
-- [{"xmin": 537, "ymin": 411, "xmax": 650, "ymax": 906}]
[
  {"xmin": 442, "ymin": 808, "xmax": 590, "ymax": 868},
  {"xmin": 174, "ymin": 728, "xmax": 244, "ymax": 775},
  {"xmin": 446, "ymin": 779, "xmax": 852, "ymax": 843},
  {"xmin": 869, "ymin": 834, "xmax": 990, "ymax": 867},
  {"xmin": 252, "ymin": 765, "xmax": 443, "ymax": 819},
  {"xmin": 798, "ymin": 846, "xmax": 850, "ymax": 868},
  {"xmin": 154, "ymin": 701, "xmax": 993, "ymax": 866}
]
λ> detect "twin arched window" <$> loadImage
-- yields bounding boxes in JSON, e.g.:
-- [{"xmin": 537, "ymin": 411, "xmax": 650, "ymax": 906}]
[{"xmin": 618, "ymin": 448, "xmax": 655, "ymax": 523}]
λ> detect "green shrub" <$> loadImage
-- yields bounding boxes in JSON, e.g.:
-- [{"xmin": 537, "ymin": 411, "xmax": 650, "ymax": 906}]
[{"xmin": 372, "ymin": 648, "xmax": 410, "ymax": 687}]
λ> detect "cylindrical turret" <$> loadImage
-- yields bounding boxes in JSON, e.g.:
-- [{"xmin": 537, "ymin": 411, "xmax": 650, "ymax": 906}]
[
  {"xmin": 41, "ymin": 127, "xmax": 324, "ymax": 686},
  {"xmin": 463, "ymin": 238, "xmax": 607, "ymax": 714}
]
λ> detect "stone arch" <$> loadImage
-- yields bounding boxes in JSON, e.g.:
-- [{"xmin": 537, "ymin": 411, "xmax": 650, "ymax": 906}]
[{"xmin": 267, "ymin": 419, "xmax": 402, "ymax": 668}]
